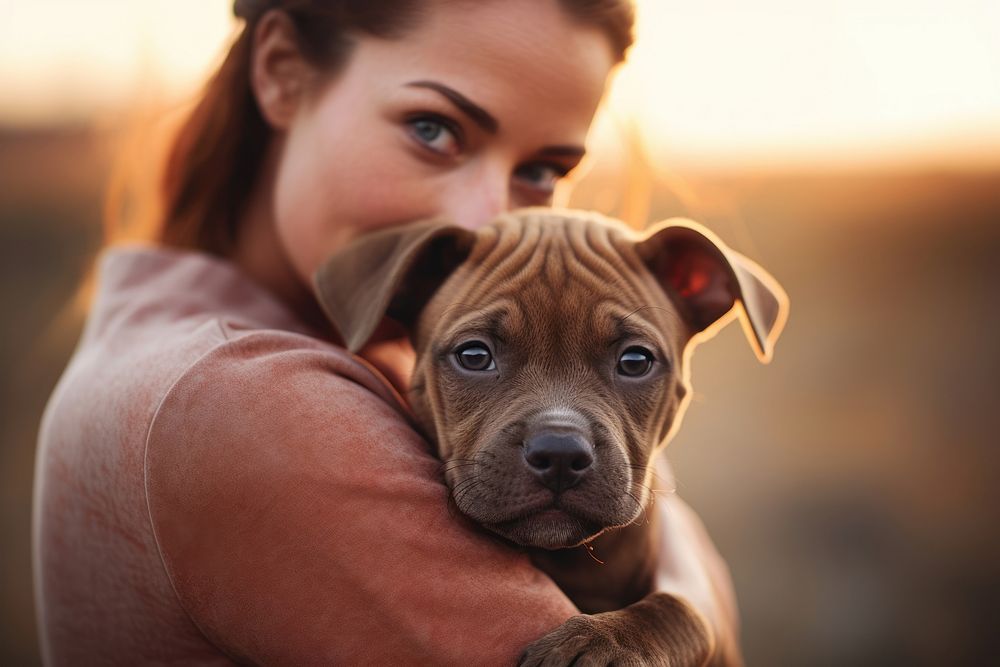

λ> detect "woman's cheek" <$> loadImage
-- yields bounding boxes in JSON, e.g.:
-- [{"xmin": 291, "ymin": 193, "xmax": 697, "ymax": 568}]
[
  {"xmin": 274, "ymin": 135, "xmax": 443, "ymax": 282},
  {"xmin": 271, "ymin": 136, "xmax": 335, "ymax": 282}
]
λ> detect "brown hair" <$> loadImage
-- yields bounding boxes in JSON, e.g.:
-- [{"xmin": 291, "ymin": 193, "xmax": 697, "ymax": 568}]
[{"xmin": 135, "ymin": 0, "xmax": 635, "ymax": 256}]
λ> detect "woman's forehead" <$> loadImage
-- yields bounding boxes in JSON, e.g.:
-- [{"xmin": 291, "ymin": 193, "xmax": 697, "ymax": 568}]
[{"xmin": 352, "ymin": 0, "xmax": 614, "ymax": 140}]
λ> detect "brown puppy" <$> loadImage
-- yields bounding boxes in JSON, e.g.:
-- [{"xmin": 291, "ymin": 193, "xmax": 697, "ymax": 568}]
[{"xmin": 315, "ymin": 208, "xmax": 788, "ymax": 666}]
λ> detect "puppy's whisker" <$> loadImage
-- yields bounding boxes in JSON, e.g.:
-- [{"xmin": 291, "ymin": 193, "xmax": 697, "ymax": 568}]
[
  {"xmin": 625, "ymin": 462, "xmax": 657, "ymax": 475},
  {"xmin": 452, "ymin": 479, "xmax": 485, "ymax": 510},
  {"xmin": 625, "ymin": 490, "xmax": 650, "ymax": 527},
  {"xmin": 437, "ymin": 458, "xmax": 480, "ymax": 470},
  {"xmin": 450, "ymin": 475, "xmax": 484, "ymax": 502},
  {"xmin": 439, "ymin": 466, "xmax": 479, "ymax": 483},
  {"xmin": 634, "ymin": 483, "xmax": 654, "ymax": 500},
  {"xmin": 450, "ymin": 473, "xmax": 481, "ymax": 492},
  {"xmin": 626, "ymin": 463, "xmax": 670, "ymax": 490},
  {"xmin": 453, "ymin": 479, "xmax": 483, "ymax": 500},
  {"xmin": 436, "ymin": 463, "xmax": 479, "ymax": 484},
  {"xmin": 440, "ymin": 459, "xmax": 479, "ymax": 468},
  {"xmin": 625, "ymin": 472, "xmax": 654, "ymax": 492},
  {"xmin": 439, "ymin": 460, "xmax": 479, "ymax": 472}
]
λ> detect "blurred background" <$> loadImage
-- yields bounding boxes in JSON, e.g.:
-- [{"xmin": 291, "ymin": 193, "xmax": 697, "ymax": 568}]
[{"xmin": 2, "ymin": 0, "xmax": 998, "ymax": 664}]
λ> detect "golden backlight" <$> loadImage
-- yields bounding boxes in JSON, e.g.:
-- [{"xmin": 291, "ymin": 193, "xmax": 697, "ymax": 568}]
[
  {"xmin": 2, "ymin": 0, "xmax": 998, "ymax": 169},
  {"xmin": 608, "ymin": 0, "xmax": 1000, "ymax": 169},
  {"xmin": 3, "ymin": 3, "xmax": 999, "ymax": 666}
]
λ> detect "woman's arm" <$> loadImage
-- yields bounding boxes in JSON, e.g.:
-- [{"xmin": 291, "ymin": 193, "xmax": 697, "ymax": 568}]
[
  {"xmin": 653, "ymin": 458, "xmax": 744, "ymax": 667},
  {"xmin": 144, "ymin": 332, "xmax": 577, "ymax": 665}
]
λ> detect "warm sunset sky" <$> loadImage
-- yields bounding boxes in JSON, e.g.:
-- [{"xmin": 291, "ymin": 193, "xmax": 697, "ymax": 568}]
[{"xmin": 1, "ymin": 0, "xmax": 998, "ymax": 169}]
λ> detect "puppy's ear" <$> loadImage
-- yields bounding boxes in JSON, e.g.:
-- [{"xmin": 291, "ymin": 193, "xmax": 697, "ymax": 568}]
[
  {"xmin": 313, "ymin": 220, "xmax": 475, "ymax": 352},
  {"xmin": 636, "ymin": 219, "xmax": 789, "ymax": 363}
]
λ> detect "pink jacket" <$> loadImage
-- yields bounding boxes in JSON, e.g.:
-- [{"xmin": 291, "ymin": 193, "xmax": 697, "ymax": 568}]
[{"xmin": 33, "ymin": 245, "xmax": 580, "ymax": 665}]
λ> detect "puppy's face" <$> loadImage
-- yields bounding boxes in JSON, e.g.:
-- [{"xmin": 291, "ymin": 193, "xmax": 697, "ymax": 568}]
[
  {"xmin": 314, "ymin": 209, "xmax": 786, "ymax": 550},
  {"xmin": 408, "ymin": 216, "xmax": 690, "ymax": 549}
]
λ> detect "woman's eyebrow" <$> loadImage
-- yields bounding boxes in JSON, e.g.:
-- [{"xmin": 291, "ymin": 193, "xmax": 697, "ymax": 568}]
[
  {"xmin": 537, "ymin": 145, "xmax": 586, "ymax": 159},
  {"xmin": 406, "ymin": 80, "xmax": 499, "ymax": 134}
]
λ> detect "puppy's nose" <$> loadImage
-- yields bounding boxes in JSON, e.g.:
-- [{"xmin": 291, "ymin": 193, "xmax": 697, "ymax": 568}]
[{"xmin": 523, "ymin": 432, "xmax": 594, "ymax": 493}]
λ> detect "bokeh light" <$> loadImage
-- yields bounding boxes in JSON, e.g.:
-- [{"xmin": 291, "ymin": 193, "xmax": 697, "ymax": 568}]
[{"xmin": 2, "ymin": 2, "xmax": 998, "ymax": 665}]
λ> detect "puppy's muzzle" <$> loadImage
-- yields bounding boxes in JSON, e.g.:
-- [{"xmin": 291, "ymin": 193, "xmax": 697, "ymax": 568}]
[{"xmin": 523, "ymin": 430, "xmax": 595, "ymax": 494}]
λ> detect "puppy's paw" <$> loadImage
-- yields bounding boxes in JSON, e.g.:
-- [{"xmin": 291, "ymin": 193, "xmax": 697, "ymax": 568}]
[
  {"xmin": 518, "ymin": 593, "xmax": 713, "ymax": 667},
  {"xmin": 518, "ymin": 614, "xmax": 649, "ymax": 666}
]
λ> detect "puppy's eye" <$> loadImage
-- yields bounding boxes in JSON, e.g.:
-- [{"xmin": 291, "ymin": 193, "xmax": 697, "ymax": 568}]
[
  {"xmin": 455, "ymin": 342, "xmax": 496, "ymax": 371},
  {"xmin": 617, "ymin": 346, "xmax": 654, "ymax": 377}
]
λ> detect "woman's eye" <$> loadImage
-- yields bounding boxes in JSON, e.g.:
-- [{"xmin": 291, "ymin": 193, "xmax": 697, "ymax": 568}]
[
  {"xmin": 455, "ymin": 343, "xmax": 496, "ymax": 372},
  {"xmin": 407, "ymin": 116, "xmax": 461, "ymax": 157},
  {"xmin": 514, "ymin": 162, "xmax": 569, "ymax": 195},
  {"xmin": 617, "ymin": 346, "xmax": 655, "ymax": 377}
]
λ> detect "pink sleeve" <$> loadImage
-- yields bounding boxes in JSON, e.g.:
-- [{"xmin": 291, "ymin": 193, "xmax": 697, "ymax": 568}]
[{"xmin": 144, "ymin": 332, "xmax": 576, "ymax": 666}]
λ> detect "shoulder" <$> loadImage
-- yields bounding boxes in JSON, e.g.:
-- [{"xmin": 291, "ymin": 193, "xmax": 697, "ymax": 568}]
[
  {"xmin": 144, "ymin": 325, "xmax": 426, "ymax": 497},
  {"xmin": 142, "ymin": 326, "xmax": 574, "ymax": 664},
  {"xmin": 170, "ymin": 322, "xmax": 410, "ymax": 416}
]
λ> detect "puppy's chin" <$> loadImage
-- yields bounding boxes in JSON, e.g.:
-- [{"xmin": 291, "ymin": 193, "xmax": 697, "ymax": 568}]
[{"xmin": 484, "ymin": 510, "xmax": 607, "ymax": 550}]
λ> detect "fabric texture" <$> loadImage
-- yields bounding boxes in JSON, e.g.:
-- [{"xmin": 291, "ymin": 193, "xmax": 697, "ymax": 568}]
[{"xmin": 33, "ymin": 245, "xmax": 577, "ymax": 666}]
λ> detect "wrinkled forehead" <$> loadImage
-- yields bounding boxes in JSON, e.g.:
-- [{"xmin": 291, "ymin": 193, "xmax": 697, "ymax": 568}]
[
  {"xmin": 435, "ymin": 295, "xmax": 673, "ymax": 355},
  {"xmin": 426, "ymin": 213, "xmax": 685, "ymax": 352}
]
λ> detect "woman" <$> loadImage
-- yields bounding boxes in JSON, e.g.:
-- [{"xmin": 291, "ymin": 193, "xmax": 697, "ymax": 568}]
[{"xmin": 33, "ymin": 0, "xmax": 741, "ymax": 664}]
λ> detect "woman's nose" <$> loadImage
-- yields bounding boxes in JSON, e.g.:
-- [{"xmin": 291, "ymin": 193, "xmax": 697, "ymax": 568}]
[{"xmin": 442, "ymin": 169, "xmax": 509, "ymax": 230}]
